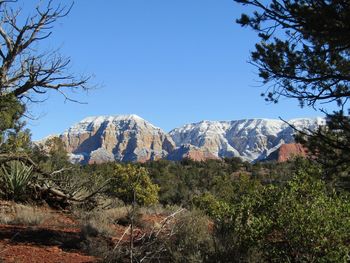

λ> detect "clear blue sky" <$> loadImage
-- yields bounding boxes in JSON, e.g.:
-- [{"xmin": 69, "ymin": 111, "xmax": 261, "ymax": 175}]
[{"xmin": 25, "ymin": 0, "xmax": 323, "ymax": 140}]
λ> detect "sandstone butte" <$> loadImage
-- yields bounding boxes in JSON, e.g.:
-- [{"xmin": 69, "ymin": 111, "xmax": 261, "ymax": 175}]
[{"xmin": 273, "ymin": 143, "xmax": 307, "ymax": 162}]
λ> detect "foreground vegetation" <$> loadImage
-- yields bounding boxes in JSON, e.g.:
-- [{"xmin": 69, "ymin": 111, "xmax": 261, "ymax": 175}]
[{"xmin": 1, "ymin": 141, "xmax": 350, "ymax": 262}]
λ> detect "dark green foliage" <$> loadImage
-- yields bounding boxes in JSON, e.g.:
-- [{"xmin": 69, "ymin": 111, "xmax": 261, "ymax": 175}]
[
  {"xmin": 235, "ymin": 0, "xmax": 350, "ymax": 108},
  {"xmin": 195, "ymin": 159, "xmax": 350, "ymax": 262},
  {"xmin": 261, "ymin": 165, "xmax": 350, "ymax": 262},
  {"xmin": 0, "ymin": 95, "xmax": 29, "ymax": 153},
  {"xmin": 296, "ymin": 112, "xmax": 350, "ymax": 189},
  {"xmin": 68, "ymin": 158, "xmax": 250, "ymax": 211},
  {"xmin": 194, "ymin": 175, "xmax": 271, "ymax": 262},
  {"xmin": 77, "ymin": 158, "xmax": 294, "ymax": 208},
  {"xmin": 32, "ymin": 137, "xmax": 83, "ymax": 198},
  {"xmin": 0, "ymin": 125, "xmax": 31, "ymax": 154},
  {"xmin": 45, "ymin": 137, "xmax": 71, "ymax": 169},
  {"xmin": 0, "ymin": 95, "xmax": 24, "ymax": 135},
  {"xmin": 235, "ymin": 0, "xmax": 350, "ymax": 191},
  {"xmin": 143, "ymin": 158, "xmax": 247, "ymax": 205},
  {"xmin": 32, "ymin": 137, "xmax": 70, "ymax": 169}
]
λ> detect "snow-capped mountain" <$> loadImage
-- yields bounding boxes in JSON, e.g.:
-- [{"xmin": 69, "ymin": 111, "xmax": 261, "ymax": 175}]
[
  {"xmin": 40, "ymin": 115, "xmax": 325, "ymax": 163},
  {"xmin": 59, "ymin": 115, "xmax": 175, "ymax": 164},
  {"xmin": 169, "ymin": 117, "xmax": 325, "ymax": 162}
]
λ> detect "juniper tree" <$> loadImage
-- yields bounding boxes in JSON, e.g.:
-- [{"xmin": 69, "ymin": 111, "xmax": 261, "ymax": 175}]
[{"xmin": 235, "ymin": 0, "xmax": 350, "ymax": 185}]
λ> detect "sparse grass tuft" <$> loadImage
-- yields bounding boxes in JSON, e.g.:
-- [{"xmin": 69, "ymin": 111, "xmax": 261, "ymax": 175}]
[
  {"xmin": 0, "ymin": 211, "xmax": 12, "ymax": 225},
  {"xmin": 138, "ymin": 204, "xmax": 166, "ymax": 215},
  {"xmin": 0, "ymin": 204, "xmax": 51, "ymax": 226},
  {"xmin": 79, "ymin": 206, "xmax": 130, "ymax": 238}
]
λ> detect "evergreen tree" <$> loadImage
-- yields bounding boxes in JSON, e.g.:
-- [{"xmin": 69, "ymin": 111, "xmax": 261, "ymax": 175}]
[
  {"xmin": 235, "ymin": 0, "xmax": 350, "ymax": 107},
  {"xmin": 235, "ymin": 0, "xmax": 350, "ymax": 185},
  {"xmin": 0, "ymin": 94, "xmax": 25, "ymax": 147},
  {"xmin": 296, "ymin": 112, "xmax": 350, "ymax": 187}
]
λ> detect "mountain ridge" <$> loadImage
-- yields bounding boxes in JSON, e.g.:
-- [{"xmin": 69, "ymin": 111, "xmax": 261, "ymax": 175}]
[{"xmin": 38, "ymin": 114, "xmax": 325, "ymax": 163}]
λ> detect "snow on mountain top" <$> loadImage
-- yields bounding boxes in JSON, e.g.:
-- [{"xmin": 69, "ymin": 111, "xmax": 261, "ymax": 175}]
[
  {"xmin": 169, "ymin": 117, "xmax": 325, "ymax": 155},
  {"xmin": 171, "ymin": 117, "xmax": 323, "ymax": 131},
  {"xmin": 288, "ymin": 117, "xmax": 326, "ymax": 126},
  {"xmin": 33, "ymin": 134, "xmax": 59, "ymax": 146},
  {"xmin": 81, "ymin": 114, "xmax": 144, "ymax": 124},
  {"xmin": 37, "ymin": 134, "xmax": 59, "ymax": 142},
  {"xmin": 61, "ymin": 116, "xmax": 324, "ymax": 138},
  {"xmin": 63, "ymin": 114, "xmax": 163, "ymax": 135}
]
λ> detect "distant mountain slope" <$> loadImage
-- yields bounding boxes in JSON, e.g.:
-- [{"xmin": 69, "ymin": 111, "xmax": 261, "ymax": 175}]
[
  {"xmin": 169, "ymin": 118, "xmax": 325, "ymax": 162},
  {"xmin": 59, "ymin": 115, "xmax": 175, "ymax": 164},
  {"xmin": 39, "ymin": 115, "xmax": 325, "ymax": 164}
]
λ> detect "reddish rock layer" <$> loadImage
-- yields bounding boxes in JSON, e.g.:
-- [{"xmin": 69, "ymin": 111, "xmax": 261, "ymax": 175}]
[
  {"xmin": 184, "ymin": 149, "xmax": 219, "ymax": 162},
  {"xmin": 276, "ymin": 143, "xmax": 307, "ymax": 162}
]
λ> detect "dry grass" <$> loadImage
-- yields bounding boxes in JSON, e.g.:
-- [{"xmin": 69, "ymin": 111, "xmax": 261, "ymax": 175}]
[
  {"xmin": 0, "ymin": 204, "xmax": 51, "ymax": 226},
  {"xmin": 137, "ymin": 204, "xmax": 184, "ymax": 217},
  {"xmin": 80, "ymin": 219, "xmax": 114, "ymax": 238},
  {"xmin": 0, "ymin": 211, "xmax": 12, "ymax": 225},
  {"xmin": 138, "ymin": 204, "xmax": 166, "ymax": 215},
  {"xmin": 78, "ymin": 204, "xmax": 184, "ymax": 240},
  {"xmin": 79, "ymin": 206, "xmax": 130, "ymax": 238},
  {"xmin": 104, "ymin": 206, "xmax": 129, "ymax": 222}
]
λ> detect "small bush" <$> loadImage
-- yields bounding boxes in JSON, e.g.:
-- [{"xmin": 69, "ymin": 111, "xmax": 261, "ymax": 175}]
[
  {"xmin": 80, "ymin": 214, "xmax": 115, "ymax": 238},
  {"xmin": 79, "ymin": 206, "xmax": 130, "ymax": 238},
  {"xmin": 163, "ymin": 209, "xmax": 214, "ymax": 262},
  {"xmin": 106, "ymin": 209, "xmax": 214, "ymax": 263}
]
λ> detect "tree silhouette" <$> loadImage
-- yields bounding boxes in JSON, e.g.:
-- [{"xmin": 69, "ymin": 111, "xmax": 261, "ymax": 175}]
[{"xmin": 235, "ymin": 0, "xmax": 350, "ymax": 186}]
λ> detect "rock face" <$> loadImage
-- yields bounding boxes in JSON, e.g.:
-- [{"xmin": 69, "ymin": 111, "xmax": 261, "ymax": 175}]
[
  {"xmin": 167, "ymin": 144, "xmax": 219, "ymax": 162},
  {"xmin": 169, "ymin": 118, "xmax": 325, "ymax": 162},
  {"xmin": 40, "ymin": 115, "xmax": 325, "ymax": 164},
  {"xmin": 265, "ymin": 143, "xmax": 307, "ymax": 162},
  {"xmin": 59, "ymin": 115, "xmax": 176, "ymax": 164}
]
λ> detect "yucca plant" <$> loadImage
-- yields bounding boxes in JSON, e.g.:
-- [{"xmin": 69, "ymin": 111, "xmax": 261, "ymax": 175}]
[{"xmin": 1, "ymin": 161, "xmax": 34, "ymax": 200}]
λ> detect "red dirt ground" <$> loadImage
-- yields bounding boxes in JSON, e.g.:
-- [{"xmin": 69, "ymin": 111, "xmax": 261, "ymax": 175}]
[
  {"xmin": 0, "ymin": 201, "xmax": 169, "ymax": 263},
  {"xmin": 0, "ymin": 201, "xmax": 97, "ymax": 263},
  {"xmin": 0, "ymin": 243, "xmax": 95, "ymax": 263}
]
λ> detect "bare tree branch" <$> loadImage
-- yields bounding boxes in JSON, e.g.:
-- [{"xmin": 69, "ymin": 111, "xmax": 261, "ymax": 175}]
[{"xmin": 0, "ymin": 0, "xmax": 91, "ymax": 104}]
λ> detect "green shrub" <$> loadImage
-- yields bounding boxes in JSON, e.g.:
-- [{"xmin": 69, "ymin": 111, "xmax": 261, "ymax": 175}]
[
  {"xmin": 200, "ymin": 160, "xmax": 350, "ymax": 262},
  {"xmin": 260, "ymin": 169, "xmax": 350, "ymax": 262},
  {"xmin": 108, "ymin": 164, "xmax": 160, "ymax": 206},
  {"xmin": 164, "ymin": 209, "xmax": 214, "ymax": 263},
  {"xmin": 0, "ymin": 161, "xmax": 34, "ymax": 201},
  {"xmin": 79, "ymin": 207, "xmax": 130, "ymax": 238}
]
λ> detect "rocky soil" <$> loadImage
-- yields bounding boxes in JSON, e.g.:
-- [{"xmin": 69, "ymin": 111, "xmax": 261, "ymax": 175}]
[{"xmin": 0, "ymin": 201, "xmax": 167, "ymax": 263}]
